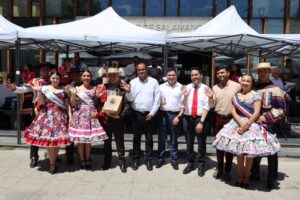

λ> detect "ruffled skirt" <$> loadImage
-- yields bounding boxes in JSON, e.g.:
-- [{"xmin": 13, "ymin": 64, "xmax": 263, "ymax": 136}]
[
  {"xmin": 69, "ymin": 105, "xmax": 108, "ymax": 144},
  {"xmin": 23, "ymin": 103, "xmax": 71, "ymax": 147},
  {"xmin": 212, "ymin": 118, "xmax": 281, "ymax": 157}
]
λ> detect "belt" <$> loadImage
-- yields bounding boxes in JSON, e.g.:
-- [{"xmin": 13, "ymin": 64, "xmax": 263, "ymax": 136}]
[
  {"xmin": 161, "ymin": 110, "xmax": 180, "ymax": 115},
  {"xmin": 134, "ymin": 110, "xmax": 150, "ymax": 115},
  {"xmin": 184, "ymin": 114, "xmax": 201, "ymax": 119},
  {"xmin": 216, "ymin": 113, "xmax": 232, "ymax": 119}
]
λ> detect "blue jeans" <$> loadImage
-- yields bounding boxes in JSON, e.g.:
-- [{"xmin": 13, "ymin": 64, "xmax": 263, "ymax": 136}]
[{"xmin": 158, "ymin": 111, "xmax": 180, "ymax": 163}]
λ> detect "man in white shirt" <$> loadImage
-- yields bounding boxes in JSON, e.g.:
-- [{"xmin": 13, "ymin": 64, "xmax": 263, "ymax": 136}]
[
  {"xmin": 182, "ymin": 67, "xmax": 210, "ymax": 177},
  {"xmin": 124, "ymin": 56, "xmax": 139, "ymax": 82},
  {"xmin": 156, "ymin": 68, "xmax": 184, "ymax": 170},
  {"xmin": 270, "ymin": 66, "xmax": 284, "ymax": 90},
  {"xmin": 121, "ymin": 62, "xmax": 160, "ymax": 171}
]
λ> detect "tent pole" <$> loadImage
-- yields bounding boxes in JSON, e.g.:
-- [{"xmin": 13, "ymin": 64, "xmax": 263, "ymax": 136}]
[
  {"xmin": 15, "ymin": 37, "xmax": 21, "ymax": 144},
  {"xmin": 66, "ymin": 45, "xmax": 69, "ymax": 58},
  {"xmin": 211, "ymin": 52, "xmax": 215, "ymax": 86},
  {"xmin": 246, "ymin": 54, "xmax": 252, "ymax": 75},
  {"xmin": 163, "ymin": 43, "xmax": 168, "ymax": 75}
]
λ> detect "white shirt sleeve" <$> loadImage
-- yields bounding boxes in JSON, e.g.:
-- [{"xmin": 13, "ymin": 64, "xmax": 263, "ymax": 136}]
[
  {"xmin": 14, "ymin": 86, "xmax": 33, "ymax": 93},
  {"xmin": 125, "ymin": 80, "xmax": 135, "ymax": 102},
  {"xmin": 150, "ymin": 81, "xmax": 161, "ymax": 116}
]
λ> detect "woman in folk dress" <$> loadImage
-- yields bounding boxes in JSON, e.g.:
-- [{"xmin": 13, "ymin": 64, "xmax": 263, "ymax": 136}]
[
  {"xmin": 23, "ymin": 71, "xmax": 72, "ymax": 174},
  {"xmin": 68, "ymin": 70, "xmax": 108, "ymax": 169}
]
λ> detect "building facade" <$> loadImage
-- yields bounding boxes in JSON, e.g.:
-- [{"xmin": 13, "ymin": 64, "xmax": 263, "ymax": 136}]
[{"xmin": 0, "ymin": 0, "xmax": 299, "ymax": 73}]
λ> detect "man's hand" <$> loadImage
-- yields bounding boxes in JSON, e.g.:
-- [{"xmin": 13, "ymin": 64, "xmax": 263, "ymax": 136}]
[
  {"xmin": 120, "ymin": 81, "xmax": 131, "ymax": 93},
  {"xmin": 181, "ymin": 85, "xmax": 190, "ymax": 97},
  {"xmin": 195, "ymin": 122, "xmax": 203, "ymax": 134},
  {"xmin": 204, "ymin": 87, "xmax": 214, "ymax": 99},
  {"xmin": 172, "ymin": 116, "xmax": 180, "ymax": 125},
  {"xmin": 4, "ymin": 82, "xmax": 16, "ymax": 91},
  {"xmin": 145, "ymin": 113, "xmax": 153, "ymax": 121}
]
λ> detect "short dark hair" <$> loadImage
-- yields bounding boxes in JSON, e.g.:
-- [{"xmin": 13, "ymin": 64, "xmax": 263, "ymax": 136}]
[
  {"xmin": 190, "ymin": 67, "xmax": 203, "ymax": 74},
  {"xmin": 216, "ymin": 65, "xmax": 229, "ymax": 72},
  {"xmin": 133, "ymin": 56, "xmax": 139, "ymax": 60},
  {"xmin": 166, "ymin": 68, "xmax": 176, "ymax": 74}
]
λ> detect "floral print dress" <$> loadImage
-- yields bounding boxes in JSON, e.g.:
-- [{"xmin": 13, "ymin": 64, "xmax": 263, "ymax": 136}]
[{"xmin": 23, "ymin": 91, "xmax": 71, "ymax": 147}]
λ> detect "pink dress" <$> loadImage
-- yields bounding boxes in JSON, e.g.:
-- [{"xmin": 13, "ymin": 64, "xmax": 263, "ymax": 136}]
[{"xmin": 68, "ymin": 87, "xmax": 108, "ymax": 143}]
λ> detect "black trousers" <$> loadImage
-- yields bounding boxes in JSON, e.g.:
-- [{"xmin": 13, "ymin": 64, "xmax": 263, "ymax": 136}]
[
  {"xmin": 183, "ymin": 115, "xmax": 207, "ymax": 167},
  {"xmin": 251, "ymin": 154, "xmax": 278, "ymax": 180},
  {"xmin": 103, "ymin": 117, "xmax": 126, "ymax": 164},
  {"xmin": 132, "ymin": 111, "xmax": 155, "ymax": 162}
]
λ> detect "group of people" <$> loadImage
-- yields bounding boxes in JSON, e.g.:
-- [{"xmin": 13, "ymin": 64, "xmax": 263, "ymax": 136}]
[{"xmin": 4, "ymin": 58, "xmax": 289, "ymax": 191}]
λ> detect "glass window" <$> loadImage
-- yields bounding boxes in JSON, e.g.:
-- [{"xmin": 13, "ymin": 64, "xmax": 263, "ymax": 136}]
[
  {"xmin": 216, "ymin": 0, "xmax": 227, "ymax": 14},
  {"xmin": 180, "ymin": 0, "xmax": 213, "ymax": 16},
  {"xmin": 290, "ymin": 0, "xmax": 299, "ymax": 18},
  {"xmin": 12, "ymin": 17, "xmax": 39, "ymax": 28},
  {"xmin": 232, "ymin": 0, "xmax": 248, "ymax": 18},
  {"xmin": 0, "ymin": 0, "xmax": 8, "ymax": 16},
  {"xmin": 93, "ymin": 0, "xmax": 109, "ymax": 15},
  {"xmin": 166, "ymin": 0, "xmax": 178, "ymax": 16},
  {"xmin": 45, "ymin": 0, "xmax": 73, "ymax": 17},
  {"xmin": 112, "ymin": 0, "xmax": 143, "ymax": 16},
  {"xmin": 253, "ymin": 0, "xmax": 284, "ymax": 18},
  {"xmin": 13, "ymin": 0, "xmax": 28, "ymax": 17},
  {"xmin": 290, "ymin": 19, "xmax": 300, "ymax": 34},
  {"xmin": 146, "ymin": 0, "xmax": 164, "ymax": 16},
  {"xmin": 32, "ymin": 0, "xmax": 40, "ymax": 17},
  {"xmin": 267, "ymin": 19, "xmax": 283, "ymax": 33},
  {"xmin": 252, "ymin": 18, "xmax": 262, "ymax": 33},
  {"xmin": 77, "ymin": 0, "xmax": 88, "ymax": 16}
]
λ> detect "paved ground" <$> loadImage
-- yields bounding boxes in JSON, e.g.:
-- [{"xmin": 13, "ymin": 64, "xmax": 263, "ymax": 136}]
[{"xmin": 0, "ymin": 148, "xmax": 299, "ymax": 200}]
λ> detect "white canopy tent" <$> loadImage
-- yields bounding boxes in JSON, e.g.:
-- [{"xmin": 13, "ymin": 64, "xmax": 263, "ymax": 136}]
[
  {"xmin": 165, "ymin": 6, "xmax": 298, "ymax": 56},
  {"xmin": 18, "ymin": 7, "xmax": 166, "ymax": 53},
  {"xmin": 0, "ymin": 15, "xmax": 24, "ymax": 47}
]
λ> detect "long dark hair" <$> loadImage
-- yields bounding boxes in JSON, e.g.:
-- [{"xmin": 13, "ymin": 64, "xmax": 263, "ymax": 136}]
[
  {"xmin": 48, "ymin": 71, "xmax": 62, "ymax": 86},
  {"xmin": 80, "ymin": 70, "xmax": 96, "ymax": 86}
]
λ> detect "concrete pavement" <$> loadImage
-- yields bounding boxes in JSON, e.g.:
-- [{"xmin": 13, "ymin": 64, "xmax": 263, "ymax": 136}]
[{"xmin": 0, "ymin": 148, "xmax": 299, "ymax": 200}]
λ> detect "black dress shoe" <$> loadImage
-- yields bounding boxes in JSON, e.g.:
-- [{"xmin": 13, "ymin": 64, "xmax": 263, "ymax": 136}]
[
  {"xmin": 101, "ymin": 162, "xmax": 110, "ymax": 171},
  {"xmin": 213, "ymin": 170, "xmax": 223, "ymax": 179},
  {"xmin": 156, "ymin": 160, "xmax": 164, "ymax": 168},
  {"xmin": 198, "ymin": 166, "xmax": 205, "ymax": 177},
  {"xmin": 30, "ymin": 157, "xmax": 39, "ymax": 168},
  {"xmin": 132, "ymin": 161, "xmax": 139, "ymax": 171},
  {"xmin": 146, "ymin": 161, "xmax": 153, "ymax": 171},
  {"xmin": 183, "ymin": 164, "xmax": 195, "ymax": 174},
  {"xmin": 119, "ymin": 163, "xmax": 127, "ymax": 173},
  {"xmin": 171, "ymin": 162, "xmax": 179, "ymax": 170}
]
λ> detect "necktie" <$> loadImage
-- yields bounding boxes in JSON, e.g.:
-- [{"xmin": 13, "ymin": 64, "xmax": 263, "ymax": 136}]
[{"xmin": 191, "ymin": 85, "xmax": 198, "ymax": 118}]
